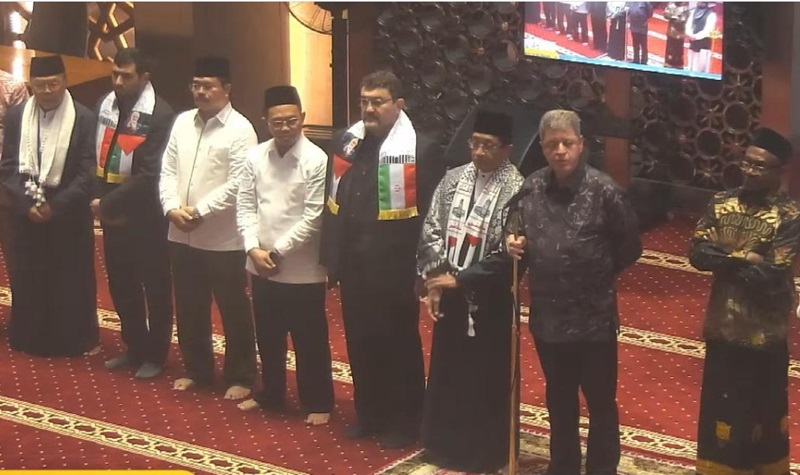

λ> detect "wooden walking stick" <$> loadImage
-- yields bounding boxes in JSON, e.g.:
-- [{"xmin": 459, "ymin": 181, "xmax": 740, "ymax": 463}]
[{"xmin": 508, "ymin": 210, "xmax": 523, "ymax": 475}]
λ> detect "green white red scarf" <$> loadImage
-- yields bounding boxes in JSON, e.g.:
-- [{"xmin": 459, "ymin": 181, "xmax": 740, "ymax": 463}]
[
  {"xmin": 327, "ymin": 110, "xmax": 418, "ymax": 220},
  {"xmin": 95, "ymin": 82, "xmax": 156, "ymax": 183}
]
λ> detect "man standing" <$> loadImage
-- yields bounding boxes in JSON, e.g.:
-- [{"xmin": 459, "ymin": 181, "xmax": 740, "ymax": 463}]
[
  {"xmin": 418, "ymin": 111, "xmax": 524, "ymax": 473},
  {"xmin": 320, "ymin": 70, "xmax": 444, "ymax": 448},
  {"xmin": 507, "ymin": 110, "xmax": 641, "ymax": 475},
  {"xmin": 94, "ymin": 48, "xmax": 175, "ymax": 379},
  {"xmin": 689, "ymin": 128, "xmax": 799, "ymax": 475},
  {"xmin": 0, "ymin": 69, "xmax": 29, "ymax": 278},
  {"xmin": 159, "ymin": 56, "xmax": 257, "ymax": 400},
  {"xmin": 0, "ymin": 55, "xmax": 98, "ymax": 356},
  {"xmin": 236, "ymin": 85, "xmax": 334, "ymax": 425}
]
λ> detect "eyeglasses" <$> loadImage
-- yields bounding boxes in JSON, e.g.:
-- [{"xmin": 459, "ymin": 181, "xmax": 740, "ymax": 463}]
[
  {"xmin": 189, "ymin": 82, "xmax": 219, "ymax": 93},
  {"xmin": 468, "ymin": 139, "xmax": 503, "ymax": 152},
  {"xmin": 359, "ymin": 97, "xmax": 392, "ymax": 109},
  {"xmin": 267, "ymin": 117, "xmax": 301, "ymax": 129},
  {"xmin": 31, "ymin": 81, "xmax": 62, "ymax": 93},
  {"xmin": 740, "ymin": 159, "xmax": 780, "ymax": 174},
  {"xmin": 542, "ymin": 138, "xmax": 580, "ymax": 152}
]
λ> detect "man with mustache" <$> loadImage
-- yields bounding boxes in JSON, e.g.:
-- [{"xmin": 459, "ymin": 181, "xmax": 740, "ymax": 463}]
[
  {"xmin": 690, "ymin": 127, "xmax": 799, "ymax": 475},
  {"xmin": 159, "ymin": 56, "xmax": 258, "ymax": 401},
  {"xmin": 320, "ymin": 70, "xmax": 444, "ymax": 448}
]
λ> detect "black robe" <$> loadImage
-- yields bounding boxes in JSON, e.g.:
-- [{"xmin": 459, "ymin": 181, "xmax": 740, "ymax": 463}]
[
  {"xmin": 418, "ymin": 163, "xmax": 524, "ymax": 473},
  {"xmin": 0, "ymin": 99, "xmax": 98, "ymax": 356}
]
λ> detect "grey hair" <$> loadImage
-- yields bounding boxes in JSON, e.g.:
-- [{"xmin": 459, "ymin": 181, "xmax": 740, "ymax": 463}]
[{"xmin": 539, "ymin": 109, "xmax": 581, "ymax": 139}]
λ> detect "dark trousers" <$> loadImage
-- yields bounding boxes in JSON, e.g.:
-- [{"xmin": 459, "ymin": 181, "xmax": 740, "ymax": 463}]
[
  {"xmin": 631, "ymin": 32, "xmax": 648, "ymax": 64},
  {"xmin": 103, "ymin": 221, "xmax": 173, "ymax": 365},
  {"xmin": 556, "ymin": 3, "xmax": 569, "ymax": 33},
  {"xmin": 339, "ymin": 269, "xmax": 425, "ymax": 437},
  {"xmin": 534, "ymin": 337, "xmax": 620, "ymax": 475},
  {"xmin": 170, "ymin": 243, "xmax": 256, "ymax": 387},
  {"xmin": 590, "ymin": 11, "xmax": 608, "ymax": 51},
  {"xmin": 570, "ymin": 12, "xmax": 589, "ymax": 43},
  {"xmin": 543, "ymin": 2, "xmax": 557, "ymax": 28},
  {"xmin": 251, "ymin": 278, "xmax": 334, "ymax": 413},
  {"xmin": 696, "ymin": 341, "xmax": 790, "ymax": 475}
]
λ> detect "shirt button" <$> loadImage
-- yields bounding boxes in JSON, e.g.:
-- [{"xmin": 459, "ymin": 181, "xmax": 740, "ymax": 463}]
[{"xmin": 356, "ymin": 192, "xmax": 361, "ymax": 197}]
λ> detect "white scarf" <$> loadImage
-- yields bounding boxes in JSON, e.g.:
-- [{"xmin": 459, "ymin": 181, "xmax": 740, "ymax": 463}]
[
  {"xmin": 445, "ymin": 162, "xmax": 505, "ymax": 272},
  {"xmin": 18, "ymin": 91, "xmax": 75, "ymax": 188},
  {"xmin": 329, "ymin": 110, "xmax": 418, "ymax": 220},
  {"xmin": 96, "ymin": 82, "xmax": 156, "ymax": 182}
]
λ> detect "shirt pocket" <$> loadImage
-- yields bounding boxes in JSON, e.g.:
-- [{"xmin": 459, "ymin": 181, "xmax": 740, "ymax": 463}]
[{"xmin": 206, "ymin": 144, "xmax": 231, "ymax": 176}]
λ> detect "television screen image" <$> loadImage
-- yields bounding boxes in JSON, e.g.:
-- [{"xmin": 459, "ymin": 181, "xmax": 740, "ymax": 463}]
[{"xmin": 523, "ymin": 2, "xmax": 724, "ymax": 80}]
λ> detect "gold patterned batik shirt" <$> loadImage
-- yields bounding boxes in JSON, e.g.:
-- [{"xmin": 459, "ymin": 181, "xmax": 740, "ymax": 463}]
[{"xmin": 690, "ymin": 188, "xmax": 800, "ymax": 349}]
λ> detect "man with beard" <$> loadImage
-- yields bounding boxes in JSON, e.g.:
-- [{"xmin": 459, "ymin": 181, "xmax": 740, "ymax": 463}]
[
  {"xmin": 418, "ymin": 110, "xmax": 524, "ymax": 473},
  {"xmin": 0, "ymin": 55, "xmax": 99, "ymax": 356},
  {"xmin": 320, "ymin": 70, "xmax": 444, "ymax": 448},
  {"xmin": 94, "ymin": 48, "xmax": 175, "ymax": 379},
  {"xmin": 690, "ymin": 127, "xmax": 799, "ymax": 475}
]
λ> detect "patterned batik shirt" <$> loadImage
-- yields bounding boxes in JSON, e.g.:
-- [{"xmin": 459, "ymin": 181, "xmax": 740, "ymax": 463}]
[
  {"xmin": 0, "ymin": 69, "xmax": 29, "ymax": 207},
  {"xmin": 690, "ymin": 188, "xmax": 800, "ymax": 350}
]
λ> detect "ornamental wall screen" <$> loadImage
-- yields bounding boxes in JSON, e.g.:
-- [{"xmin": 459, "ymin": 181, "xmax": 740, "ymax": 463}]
[{"xmin": 374, "ymin": 3, "xmax": 762, "ymax": 192}]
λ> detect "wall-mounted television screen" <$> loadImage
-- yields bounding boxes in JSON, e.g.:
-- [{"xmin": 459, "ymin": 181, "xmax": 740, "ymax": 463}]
[{"xmin": 523, "ymin": 2, "xmax": 723, "ymax": 80}]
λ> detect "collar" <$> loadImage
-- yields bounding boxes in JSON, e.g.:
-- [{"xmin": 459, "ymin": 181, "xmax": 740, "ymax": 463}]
[
  {"xmin": 194, "ymin": 101, "xmax": 233, "ymax": 126},
  {"xmin": 268, "ymin": 134, "xmax": 304, "ymax": 160},
  {"xmin": 545, "ymin": 162, "xmax": 586, "ymax": 194}
]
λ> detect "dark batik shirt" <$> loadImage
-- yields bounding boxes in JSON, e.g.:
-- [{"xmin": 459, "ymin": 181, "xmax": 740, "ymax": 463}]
[
  {"xmin": 518, "ymin": 164, "xmax": 642, "ymax": 342},
  {"xmin": 689, "ymin": 188, "xmax": 800, "ymax": 350}
]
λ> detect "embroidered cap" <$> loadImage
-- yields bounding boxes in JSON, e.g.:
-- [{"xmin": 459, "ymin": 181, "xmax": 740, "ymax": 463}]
[{"xmin": 30, "ymin": 55, "xmax": 65, "ymax": 78}]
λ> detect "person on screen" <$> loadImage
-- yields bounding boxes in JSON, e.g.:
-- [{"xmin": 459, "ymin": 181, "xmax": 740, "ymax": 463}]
[
  {"xmin": 543, "ymin": 2, "xmax": 557, "ymax": 29},
  {"xmin": 588, "ymin": 2, "xmax": 609, "ymax": 52},
  {"xmin": 606, "ymin": 2, "xmax": 627, "ymax": 60},
  {"xmin": 628, "ymin": 2, "xmax": 653, "ymax": 65},
  {"xmin": 506, "ymin": 110, "xmax": 642, "ymax": 475},
  {"xmin": 570, "ymin": 3, "xmax": 590, "ymax": 45},
  {"xmin": 417, "ymin": 110, "xmax": 524, "ymax": 474},
  {"xmin": 689, "ymin": 127, "xmax": 798, "ymax": 475},
  {"xmin": 664, "ymin": 2, "xmax": 690, "ymax": 68},
  {"xmin": 686, "ymin": 2, "xmax": 717, "ymax": 73},
  {"xmin": 557, "ymin": 2, "xmax": 571, "ymax": 35}
]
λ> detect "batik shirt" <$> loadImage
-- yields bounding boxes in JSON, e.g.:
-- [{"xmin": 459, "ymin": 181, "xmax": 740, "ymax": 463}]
[{"xmin": 690, "ymin": 188, "xmax": 800, "ymax": 349}]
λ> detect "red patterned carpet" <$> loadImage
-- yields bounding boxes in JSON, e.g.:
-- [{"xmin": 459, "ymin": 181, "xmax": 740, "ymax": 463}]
[{"xmin": 1, "ymin": 214, "xmax": 799, "ymax": 475}]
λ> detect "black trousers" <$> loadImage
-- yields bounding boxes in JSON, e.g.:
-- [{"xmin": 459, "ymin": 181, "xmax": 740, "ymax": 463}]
[
  {"xmin": 534, "ymin": 337, "xmax": 620, "ymax": 475},
  {"xmin": 103, "ymin": 221, "xmax": 173, "ymax": 365},
  {"xmin": 590, "ymin": 11, "xmax": 608, "ymax": 51},
  {"xmin": 543, "ymin": 2, "xmax": 556, "ymax": 29},
  {"xmin": 631, "ymin": 32, "xmax": 648, "ymax": 64},
  {"xmin": 170, "ymin": 243, "xmax": 256, "ymax": 387},
  {"xmin": 339, "ymin": 268, "xmax": 425, "ymax": 437},
  {"xmin": 696, "ymin": 341, "xmax": 790, "ymax": 475},
  {"xmin": 570, "ymin": 12, "xmax": 589, "ymax": 43},
  {"xmin": 556, "ymin": 3, "xmax": 569, "ymax": 33},
  {"xmin": 251, "ymin": 278, "xmax": 334, "ymax": 413}
]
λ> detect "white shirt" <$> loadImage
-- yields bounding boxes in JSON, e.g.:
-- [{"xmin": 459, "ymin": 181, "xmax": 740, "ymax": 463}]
[
  {"xmin": 237, "ymin": 135, "xmax": 328, "ymax": 284},
  {"xmin": 159, "ymin": 102, "xmax": 258, "ymax": 251}
]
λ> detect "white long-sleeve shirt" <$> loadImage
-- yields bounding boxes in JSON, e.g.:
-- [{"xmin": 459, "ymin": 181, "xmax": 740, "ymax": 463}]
[
  {"xmin": 159, "ymin": 102, "xmax": 258, "ymax": 251},
  {"xmin": 236, "ymin": 135, "xmax": 327, "ymax": 284}
]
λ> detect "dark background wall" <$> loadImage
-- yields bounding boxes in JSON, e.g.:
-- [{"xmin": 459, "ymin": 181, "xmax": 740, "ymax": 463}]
[{"xmin": 366, "ymin": 2, "xmax": 764, "ymax": 202}]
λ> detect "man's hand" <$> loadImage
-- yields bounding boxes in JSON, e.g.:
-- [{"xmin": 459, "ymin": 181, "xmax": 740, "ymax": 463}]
[
  {"xmin": 426, "ymin": 273, "xmax": 458, "ymax": 290},
  {"xmin": 28, "ymin": 205, "xmax": 46, "ymax": 223},
  {"xmin": 745, "ymin": 251, "xmax": 765, "ymax": 264},
  {"xmin": 38, "ymin": 203, "xmax": 53, "ymax": 221},
  {"xmin": 424, "ymin": 287, "xmax": 443, "ymax": 322},
  {"xmin": 90, "ymin": 198, "xmax": 102, "ymax": 220},
  {"xmin": 507, "ymin": 234, "xmax": 527, "ymax": 260},
  {"xmin": 249, "ymin": 248, "xmax": 278, "ymax": 280},
  {"xmin": 167, "ymin": 207, "xmax": 200, "ymax": 232}
]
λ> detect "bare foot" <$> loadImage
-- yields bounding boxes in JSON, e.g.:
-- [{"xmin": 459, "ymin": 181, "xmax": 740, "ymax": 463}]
[
  {"xmin": 173, "ymin": 378, "xmax": 196, "ymax": 391},
  {"xmin": 83, "ymin": 345, "xmax": 101, "ymax": 356},
  {"xmin": 237, "ymin": 399, "xmax": 260, "ymax": 411},
  {"xmin": 305, "ymin": 412, "xmax": 331, "ymax": 426},
  {"xmin": 224, "ymin": 385, "xmax": 251, "ymax": 400}
]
